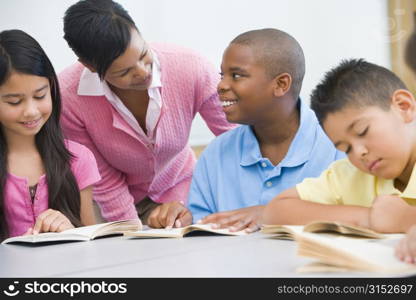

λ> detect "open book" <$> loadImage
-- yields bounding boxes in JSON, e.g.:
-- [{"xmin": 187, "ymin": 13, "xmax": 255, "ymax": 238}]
[
  {"xmin": 261, "ymin": 221, "xmax": 386, "ymax": 240},
  {"xmin": 2, "ymin": 219, "xmax": 142, "ymax": 244},
  {"xmin": 124, "ymin": 223, "xmax": 247, "ymax": 238},
  {"xmin": 294, "ymin": 232, "xmax": 416, "ymax": 274}
]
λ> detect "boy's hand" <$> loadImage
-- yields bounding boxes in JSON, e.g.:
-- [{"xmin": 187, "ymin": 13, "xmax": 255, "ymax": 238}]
[
  {"xmin": 32, "ymin": 209, "xmax": 74, "ymax": 234},
  {"xmin": 395, "ymin": 225, "xmax": 416, "ymax": 264},
  {"xmin": 198, "ymin": 205, "xmax": 264, "ymax": 233},
  {"xmin": 147, "ymin": 201, "xmax": 192, "ymax": 229},
  {"xmin": 369, "ymin": 195, "xmax": 414, "ymax": 233}
]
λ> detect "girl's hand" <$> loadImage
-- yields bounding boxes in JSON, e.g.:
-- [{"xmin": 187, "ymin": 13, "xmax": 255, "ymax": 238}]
[{"xmin": 32, "ymin": 209, "xmax": 74, "ymax": 234}]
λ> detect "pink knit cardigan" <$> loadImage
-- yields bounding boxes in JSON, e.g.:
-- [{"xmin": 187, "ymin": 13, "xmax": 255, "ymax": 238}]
[{"xmin": 59, "ymin": 43, "xmax": 235, "ymax": 221}]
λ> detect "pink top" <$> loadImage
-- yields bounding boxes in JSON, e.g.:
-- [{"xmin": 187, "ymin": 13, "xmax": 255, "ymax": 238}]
[
  {"xmin": 5, "ymin": 140, "xmax": 101, "ymax": 237},
  {"xmin": 59, "ymin": 43, "xmax": 236, "ymax": 221}
]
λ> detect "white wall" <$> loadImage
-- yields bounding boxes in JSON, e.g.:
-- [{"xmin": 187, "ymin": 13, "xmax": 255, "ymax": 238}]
[{"xmin": 1, "ymin": 0, "xmax": 391, "ymax": 145}]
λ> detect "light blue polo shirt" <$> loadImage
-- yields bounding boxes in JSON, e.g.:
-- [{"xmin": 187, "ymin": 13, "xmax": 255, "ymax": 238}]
[{"xmin": 187, "ymin": 99, "xmax": 345, "ymax": 222}]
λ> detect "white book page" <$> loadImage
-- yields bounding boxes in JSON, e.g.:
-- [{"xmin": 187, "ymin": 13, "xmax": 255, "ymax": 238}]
[
  {"xmin": 297, "ymin": 232, "xmax": 416, "ymax": 272},
  {"xmin": 188, "ymin": 224, "xmax": 247, "ymax": 235},
  {"xmin": 125, "ymin": 223, "xmax": 247, "ymax": 238},
  {"xmin": 60, "ymin": 220, "xmax": 140, "ymax": 238},
  {"xmin": 2, "ymin": 222, "xmax": 122, "ymax": 244},
  {"xmin": 125, "ymin": 227, "xmax": 184, "ymax": 238},
  {"xmin": 2, "ymin": 232, "xmax": 90, "ymax": 243},
  {"xmin": 59, "ymin": 223, "xmax": 109, "ymax": 238}
]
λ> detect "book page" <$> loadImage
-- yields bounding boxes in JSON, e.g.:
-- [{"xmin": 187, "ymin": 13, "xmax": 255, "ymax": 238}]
[
  {"xmin": 260, "ymin": 225, "xmax": 304, "ymax": 239},
  {"xmin": 91, "ymin": 219, "xmax": 142, "ymax": 238},
  {"xmin": 2, "ymin": 232, "xmax": 91, "ymax": 244},
  {"xmin": 124, "ymin": 227, "xmax": 186, "ymax": 238},
  {"xmin": 1, "ymin": 224, "xmax": 110, "ymax": 244},
  {"xmin": 187, "ymin": 224, "xmax": 247, "ymax": 236},
  {"xmin": 60, "ymin": 223, "xmax": 109, "ymax": 238},
  {"xmin": 62, "ymin": 219, "xmax": 141, "ymax": 239},
  {"xmin": 124, "ymin": 223, "xmax": 247, "ymax": 238},
  {"xmin": 2, "ymin": 220, "xmax": 141, "ymax": 244},
  {"xmin": 296, "ymin": 232, "xmax": 416, "ymax": 273},
  {"xmin": 304, "ymin": 221, "xmax": 384, "ymax": 239}
]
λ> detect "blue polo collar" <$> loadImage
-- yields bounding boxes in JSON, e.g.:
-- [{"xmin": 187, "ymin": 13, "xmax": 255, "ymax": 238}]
[{"xmin": 240, "ymin": 99, "xmax": 319, "ymax": 168}]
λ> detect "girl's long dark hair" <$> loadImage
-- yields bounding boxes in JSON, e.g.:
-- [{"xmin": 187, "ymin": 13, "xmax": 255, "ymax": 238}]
[{"xmin": 0, "ymin": 29, "xmax": 82, "ymax": 240}]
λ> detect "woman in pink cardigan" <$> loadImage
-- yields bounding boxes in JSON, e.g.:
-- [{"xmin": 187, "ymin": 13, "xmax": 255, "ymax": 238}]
[{"xmin": 59, "ymin": 0, "xmax": 234, "ymax": 228}]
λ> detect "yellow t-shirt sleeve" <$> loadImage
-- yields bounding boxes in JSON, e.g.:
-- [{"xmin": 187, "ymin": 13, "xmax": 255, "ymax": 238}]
[
  {"xmin": 296, "ymin": 158, "xmax": 402, "ymax": 207},
  {"xmin": 296, "ymin": 159, "xmax": 347, "ymax": 205}
]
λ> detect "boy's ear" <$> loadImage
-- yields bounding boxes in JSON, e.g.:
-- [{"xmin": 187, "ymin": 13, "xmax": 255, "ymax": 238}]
[
  {"xmin": 391, "ymin": 89, "xmax": 416, "ymax": 123},
  {"xmin": 272, "ymin": 73, "xmax": 292, "ymax": 97},
  {"xmin": 78, "ymin": 59, "xmax": 97, "ymax": 73}
]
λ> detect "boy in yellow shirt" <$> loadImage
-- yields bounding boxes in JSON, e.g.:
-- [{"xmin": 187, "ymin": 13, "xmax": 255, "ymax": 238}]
[
  {"xmin": 263, "ymin": 59, "xmax": 416, "ymax": 235},
  {"xmin": 395, "ymin": 28, "xmax": 416, "ymax": 264}
]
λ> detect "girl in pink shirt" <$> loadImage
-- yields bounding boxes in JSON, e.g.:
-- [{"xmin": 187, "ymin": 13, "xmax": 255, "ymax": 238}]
[{"xmin": 0, "ymin": 30, "xmax": 101, "ymax": 239}]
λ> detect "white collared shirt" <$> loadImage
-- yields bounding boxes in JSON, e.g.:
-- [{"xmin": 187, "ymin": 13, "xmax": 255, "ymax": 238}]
[{"xmin": 77, "ymin": 52, "xmax": 162, "ymax": 142}]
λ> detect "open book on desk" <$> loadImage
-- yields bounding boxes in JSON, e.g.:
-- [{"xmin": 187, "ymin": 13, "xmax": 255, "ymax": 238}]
[
  {"xmin": 294, "ymin": 232, "xmax": 416, "ymax": 274},
  {"xmin": 124, "ymin": 223, "xmax": 247, "ymax": 238},
  {"xmin": 2, "ymin": 219, "xmax": 142, "ymax": 244},
  {"xmin": 261, "ymin": 221, "xmax": 387, "ymax": 240},
  {"xmin": 261, "ymin": 221, "xmax": 413, "ymax": 274}
]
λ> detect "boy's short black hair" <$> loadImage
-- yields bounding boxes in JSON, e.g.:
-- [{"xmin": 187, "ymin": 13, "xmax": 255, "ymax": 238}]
[
  {"xmin": 310, "ymin": 58, "xmax": 407, "ymax": 124},
  {"xmin": 405, "ymin": 22, "xmax": 416, "ymax": 73},
  {"xmin": 231, "ymin": 28, "xmax": 305, "ymax": 100},
  {"xmin": 63, "ymin": 0, "xmax": 138, "ymax": 79}
]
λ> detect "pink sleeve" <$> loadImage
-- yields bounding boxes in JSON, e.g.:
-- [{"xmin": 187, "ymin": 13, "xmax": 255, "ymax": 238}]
[
  {"xmin": 60, "ymin": 94, "xmax": 139, "ymax": 222},
  {"xmin": 68, "ymin": 141, "xmax": 101, "ymax": 190},
  {"xmin": 153, "ymin": 175, "xmax": 192, "ymax": 205},
  {"xmin": 195, "ymin": 55, "xmax": 238, "ymax": 136}
]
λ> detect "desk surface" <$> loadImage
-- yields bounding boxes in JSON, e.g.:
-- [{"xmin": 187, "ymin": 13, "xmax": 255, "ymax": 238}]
[{"xmin": 0, "ymin": 232, "xmax": 404, "ymax": 278}]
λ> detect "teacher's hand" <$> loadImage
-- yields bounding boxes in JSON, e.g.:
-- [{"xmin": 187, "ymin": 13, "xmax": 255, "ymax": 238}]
[{"xmin": 147, "ymin": 201, "xmax": 192, "ymax": 229}]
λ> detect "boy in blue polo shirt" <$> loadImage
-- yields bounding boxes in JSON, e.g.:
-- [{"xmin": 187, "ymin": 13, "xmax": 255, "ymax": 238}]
[{"xmin": 187, "ymin": 28, "xmax": 344, "ymax": 232}]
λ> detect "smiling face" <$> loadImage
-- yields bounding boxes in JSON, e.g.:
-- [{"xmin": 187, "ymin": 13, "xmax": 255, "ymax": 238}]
[
  {"xmin": 104, "ymin": 29, "xmax": 153, "ymax": 91},
  {"xmin": 217, "ymin": 43, "xmax": 277, "ymax": 125},
  {"xmin": 323, "ymin": 97, "xmax": 416, "ymax": 181},
  {"xmin": 0, "ymin": 71, "xmax": 52, "ymax": 140}
]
